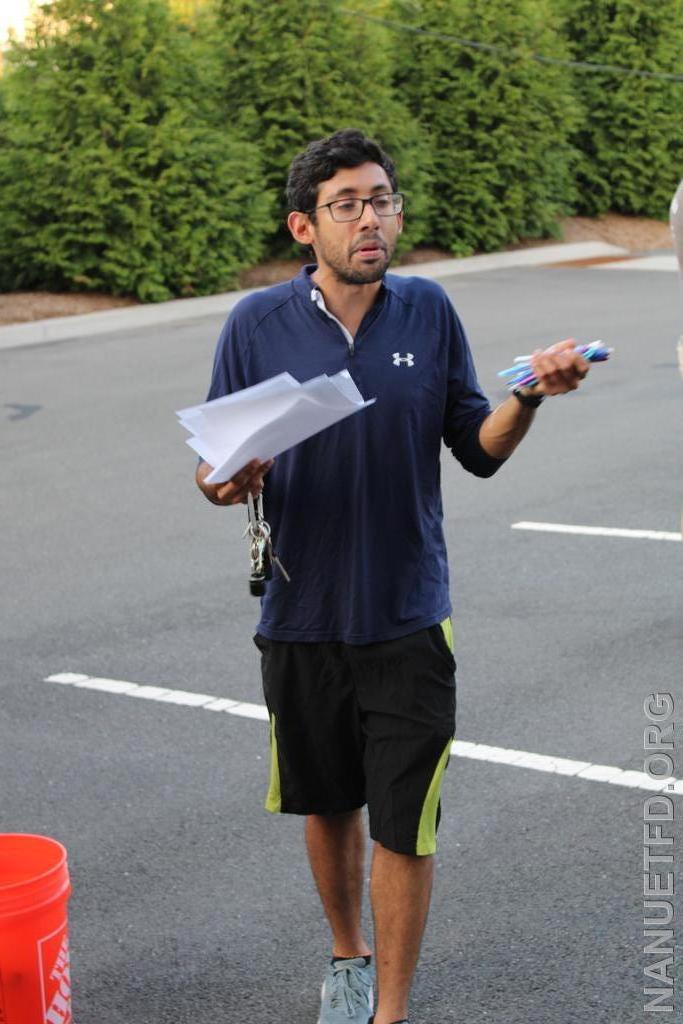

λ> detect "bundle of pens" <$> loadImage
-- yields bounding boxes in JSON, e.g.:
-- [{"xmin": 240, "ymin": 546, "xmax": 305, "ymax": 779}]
[{"xmin": 498, "ymin": 341, "xmax": 613, "ymax": 392}]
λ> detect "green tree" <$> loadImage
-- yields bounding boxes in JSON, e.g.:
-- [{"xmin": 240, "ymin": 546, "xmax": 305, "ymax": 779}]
[
  {"xmin": 208, "ymin": 0, "xmax": 432, "ymax": 255},
  {"xmin": 562, "ymin": 0, "xmax": 683, "ymax": 217},
  {"xmin": 389, "ymin": 0, "xmax": 578, "ymax": 255},
  {"xmin": 0, "ymin": 0, "xmax": 273, "ymax": 300}
]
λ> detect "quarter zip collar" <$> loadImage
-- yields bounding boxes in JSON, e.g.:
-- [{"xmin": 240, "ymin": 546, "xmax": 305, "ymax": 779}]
[
  {"xmin": 293, "ymin": 265, "xmax": 387, "ymax": 356},
  {"xmin": 310, "ymin": 284, "xmax": 355, "ymax": 354}
]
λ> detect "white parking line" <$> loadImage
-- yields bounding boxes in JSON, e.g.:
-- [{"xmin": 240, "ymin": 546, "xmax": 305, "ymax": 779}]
[
  {"xmin": 45, "ymin": 673, "xmax": 682, "ymax": 797},
  {"xmin": 45, "ymin": 672, "xmax": 269, "ymax": 720},
  {"xmin": 512, "ymin": 521, "xmax": 682, "ymax": 542}
]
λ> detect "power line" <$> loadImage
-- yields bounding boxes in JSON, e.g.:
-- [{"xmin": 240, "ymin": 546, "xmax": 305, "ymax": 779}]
[{"xmin": 337, "ymin": 7, "xmax": 683, "ymax": 83}]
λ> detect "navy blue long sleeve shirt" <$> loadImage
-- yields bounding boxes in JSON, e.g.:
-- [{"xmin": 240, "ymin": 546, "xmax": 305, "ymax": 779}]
[{"xmin": 205, "ymin": 265, "xmax": 505, "ymax": 643}]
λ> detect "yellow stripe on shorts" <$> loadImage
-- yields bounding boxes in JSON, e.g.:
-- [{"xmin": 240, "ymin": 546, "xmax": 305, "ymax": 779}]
[
  {"xmin": 416, "ymin": 616, "xmax": 455, "ymax": 855},
  {"xmin": 265, "ymin": 713, "xmax": 282, "ymax": 813},
  {"xmin": 416, "ymin": 737, "xmax": 453, "ymax": 855}
]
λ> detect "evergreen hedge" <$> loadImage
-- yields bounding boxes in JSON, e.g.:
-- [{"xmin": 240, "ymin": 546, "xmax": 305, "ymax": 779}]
[
  {"xmin": 389, "ymin": 0, "xmax": 579, "ymax": 255},
  {"xmin": 0, "ymin": 0, "xmax": 681, "ymax": 299},
  {"xmin": 0, "ymin": 0, "xmax": 273, "ymax": 300},
  {"xmin": 562, "ymin": 0, "xmax": 683, "ymax": 218}
]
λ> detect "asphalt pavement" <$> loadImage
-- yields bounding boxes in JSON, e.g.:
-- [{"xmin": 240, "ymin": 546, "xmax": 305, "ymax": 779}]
[{"xmin": 1, "ymin": 262, "xmax": 681, "ymax": 1023}]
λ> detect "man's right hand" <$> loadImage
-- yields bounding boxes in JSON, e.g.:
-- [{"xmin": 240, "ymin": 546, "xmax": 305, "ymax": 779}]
[{"xmin": 195, "ymin": 458, "xmax": 275, "ymax": 506}]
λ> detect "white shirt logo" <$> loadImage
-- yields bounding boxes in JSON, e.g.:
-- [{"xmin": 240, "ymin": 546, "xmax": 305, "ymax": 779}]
[{"xmin": 392, "ymin": 352, "xmax": 415, "ymax": 367}]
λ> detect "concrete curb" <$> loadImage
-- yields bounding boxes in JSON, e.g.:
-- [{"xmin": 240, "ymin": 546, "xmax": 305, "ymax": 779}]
[
  {"xmin": 389, "ymin": 241, "xmax": 627, "ymax": 280},
  {"xmin": 595, "ymin": 253, "xmax": 679, "ymax": 272},
  {"xmin": 0, "ymin": 241, "xmax": 628, "ymax": 352}
]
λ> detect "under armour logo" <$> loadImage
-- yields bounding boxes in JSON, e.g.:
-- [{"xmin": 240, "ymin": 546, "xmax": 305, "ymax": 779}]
[{"xmin": 392, "ymin": 352, "xmax": 415, "ymax": 367}]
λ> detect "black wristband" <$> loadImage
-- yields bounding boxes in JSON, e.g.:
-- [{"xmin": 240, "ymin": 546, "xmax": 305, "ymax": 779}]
[{"xmin": 512, "ymin": 388, "xmax": 544, "ymax": 409}]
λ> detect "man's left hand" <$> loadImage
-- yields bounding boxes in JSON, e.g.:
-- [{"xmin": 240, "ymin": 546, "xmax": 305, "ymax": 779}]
[{"xmin": 527, "ymin": 338, "xmax": 590, "ymax": 396}]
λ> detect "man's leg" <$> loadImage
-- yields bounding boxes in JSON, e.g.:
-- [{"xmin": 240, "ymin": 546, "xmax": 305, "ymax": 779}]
[
  {"xmin": 305, "ymin": 809, "xmax": 373, "ymax": 958},
  {"xmin": 370, "ymin": 843, "xmax": 434, "ymax": 1024},
  {"xmin": 353, "ymin": 621, "xmax": 456, "ymax": 1022}
]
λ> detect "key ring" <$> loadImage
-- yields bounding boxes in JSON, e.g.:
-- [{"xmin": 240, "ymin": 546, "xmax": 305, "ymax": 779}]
[{"xmin": 244, "ymin": 492, "xmax": 290, "ymax": 596}]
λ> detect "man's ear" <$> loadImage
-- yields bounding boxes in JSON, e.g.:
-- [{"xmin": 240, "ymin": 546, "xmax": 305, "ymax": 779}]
[
  {"xmin": 287, "ymin": 210, "xmax": 315, "ymax": 247},
  {"xmin": 397, "ymin": 211, "xmax": 404, "ymax": 234}
]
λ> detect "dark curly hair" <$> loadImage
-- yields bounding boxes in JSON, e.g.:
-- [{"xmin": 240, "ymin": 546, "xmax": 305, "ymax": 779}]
[{"xmin": 286, "ymin": 129, "xmax": 398, "ymax": 220}]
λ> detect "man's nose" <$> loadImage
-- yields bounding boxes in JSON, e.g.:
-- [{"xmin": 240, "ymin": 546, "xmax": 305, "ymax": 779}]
[{"xmin": 358, "ymin": 199, "xmax": 381, "ymax": 228}]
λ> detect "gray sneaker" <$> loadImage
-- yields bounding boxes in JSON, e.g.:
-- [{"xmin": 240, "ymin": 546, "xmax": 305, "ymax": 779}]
[{"xmin": 317, "ymin": 957, "xmax": 374, "ymax": 1023}]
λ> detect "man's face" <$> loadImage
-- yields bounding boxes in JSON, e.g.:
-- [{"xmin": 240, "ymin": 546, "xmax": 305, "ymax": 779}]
[{"xmin": 305, "ymin": 162, "xmax": 403, "ymax": 285}]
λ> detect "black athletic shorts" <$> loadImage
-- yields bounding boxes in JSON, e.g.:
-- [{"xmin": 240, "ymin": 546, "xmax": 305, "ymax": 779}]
[{"xmin": 252, "ymin": 619, "xmax": 456, "ymax": 856}]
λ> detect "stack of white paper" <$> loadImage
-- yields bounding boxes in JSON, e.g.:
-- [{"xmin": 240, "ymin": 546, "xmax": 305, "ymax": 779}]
[{"xmin": 177, "ymin": 370, "xmax": 375, "ymax": 484}]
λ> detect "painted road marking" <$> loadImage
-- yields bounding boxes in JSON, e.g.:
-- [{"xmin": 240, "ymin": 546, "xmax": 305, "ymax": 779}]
[
  {"xmin": 512, "ymin": 521, "xmax": 682, "ymax": 542},
  {"xmin": 45, "ymin": 673, "xmax": 268, "ymax": 720},
  {"xmin": 45, "ymin": 674, "xmax": 682, "ymax": 797}
]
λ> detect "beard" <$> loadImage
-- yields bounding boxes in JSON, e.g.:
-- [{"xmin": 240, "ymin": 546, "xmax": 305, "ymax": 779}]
[
  {"xmin": 332, "ymin": 261, "xmax": 389, "ymax": 285},
  {"xmin": 316, "ymin": 236, "xmax": 396, "ymax": 286}
]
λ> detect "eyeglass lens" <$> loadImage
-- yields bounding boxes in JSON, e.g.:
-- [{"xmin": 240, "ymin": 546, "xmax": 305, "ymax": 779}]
[{"xmin": 330, "ymin": 193, "xmax": 403, "ymax": 221}]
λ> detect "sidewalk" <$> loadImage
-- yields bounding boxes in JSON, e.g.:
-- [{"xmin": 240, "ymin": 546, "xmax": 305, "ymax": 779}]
[{"xmin": 0, "ymin": 241, "xmax": 628, "ymax": 352}]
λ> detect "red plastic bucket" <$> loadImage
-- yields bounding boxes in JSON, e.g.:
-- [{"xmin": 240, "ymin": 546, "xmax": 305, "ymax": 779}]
[{"xmin": 0, "ymin": 834, "xmax": 72, "ymax": 1024}]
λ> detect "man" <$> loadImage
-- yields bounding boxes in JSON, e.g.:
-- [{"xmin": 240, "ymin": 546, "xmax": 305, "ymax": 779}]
[{"xmin": 196, "ymin": 129, "xmax": 589, "ymax": 1024}]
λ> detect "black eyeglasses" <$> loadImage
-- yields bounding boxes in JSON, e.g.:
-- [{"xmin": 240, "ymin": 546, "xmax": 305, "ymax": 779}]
[{"xmin": 309, "ymin": 192, "xmax": 404, "ymax": 223}]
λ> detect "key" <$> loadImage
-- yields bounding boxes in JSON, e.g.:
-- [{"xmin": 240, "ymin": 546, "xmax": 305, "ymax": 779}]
[
  {"xmin": 263, "ymin": 533, "xmax": 288, "ymax": 581},
  {"xmin": 263, "ymin": 544, "xmax": 273, "ymax": 581},
  {"xmin": 268, "ymin": 546, "xmax": 291, "ymax": 583}
]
